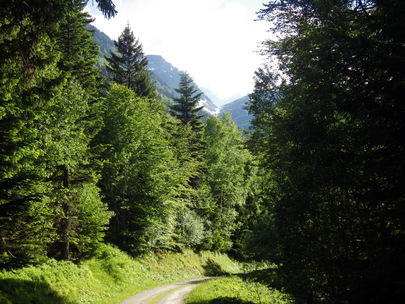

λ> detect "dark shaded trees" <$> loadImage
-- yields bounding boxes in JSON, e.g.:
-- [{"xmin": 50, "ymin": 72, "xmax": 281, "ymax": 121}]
[{"xmin": 248, "ymin": 1, "xmax": 405, "ymax": 303}]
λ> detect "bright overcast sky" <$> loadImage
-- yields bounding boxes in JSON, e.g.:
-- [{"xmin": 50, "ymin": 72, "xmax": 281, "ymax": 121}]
[{"xmin": 86, "ymin": 0, "xmax": 270, "ymax": 106}]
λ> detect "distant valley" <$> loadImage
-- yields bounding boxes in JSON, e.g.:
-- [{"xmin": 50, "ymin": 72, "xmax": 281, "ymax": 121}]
[{"xmin": 90, "ymin": 25, "xmax": 253, "ymax": 130}]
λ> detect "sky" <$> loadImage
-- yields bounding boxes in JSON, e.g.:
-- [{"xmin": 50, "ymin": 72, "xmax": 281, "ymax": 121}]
[{"xmin": 86, "ymin": 0, "xmax": 270, "ymax": 106}]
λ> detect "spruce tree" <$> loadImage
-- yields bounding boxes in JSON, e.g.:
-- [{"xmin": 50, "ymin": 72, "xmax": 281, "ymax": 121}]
[
  {"xmin": 44, "ymin": 0, "xmax": 112, "ymax": 261},
  {"xmin": 0, "ymin": 0, "xmax": 69, "ymax": 268},
  {"xmin": 106, "ymin": 24, "xmax": 156, "ymax": 98},
  {"xmin": 170, "ymin": 72, "xmax": 205, "ymax": 133},
  {"xmin": 0, "ymin": 0, "xmax": 116, "ymax": 267},
  {"xmin": 58, "ymin": 0, "xmax": 104, "ymax": 102}
]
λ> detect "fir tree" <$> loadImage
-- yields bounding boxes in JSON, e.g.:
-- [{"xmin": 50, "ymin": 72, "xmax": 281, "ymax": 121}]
[
  {"xmin": 0, "ymin": 0, "xmax": 116, "ymax": 267},
  {"xmin": 106, "ymin": 24, "xmax": 156, "ymax": 99},
  {"xmin": 58, "ymin": 0, "xmax": 104, "ymax": 102},
  {"xmin": 46, "ymin": 0, "xmax": 112, "ymax": 261},
  {"xmin": 170, "ymin": 72, "xmax": 205, "ymax": 133}
]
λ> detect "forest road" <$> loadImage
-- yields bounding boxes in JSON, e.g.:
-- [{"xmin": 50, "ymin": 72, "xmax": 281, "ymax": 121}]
[{"xmin": 119, "ymin": 277, "xmax": 211, "ymax": 304}]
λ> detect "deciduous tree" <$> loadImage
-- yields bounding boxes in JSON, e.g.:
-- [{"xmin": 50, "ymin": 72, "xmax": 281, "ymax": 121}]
[
  {"xmin": 97, "ymin": 84, "xmax": 186, "ymax": 253},
  {"xmin": 203, "ymin": 113, "xmax": 254, "ymax": 251}
]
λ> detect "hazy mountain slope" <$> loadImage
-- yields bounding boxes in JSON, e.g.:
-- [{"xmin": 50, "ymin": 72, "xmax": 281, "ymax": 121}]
[{"xmin": 220, "ymin": 95, "xmax": 253, "ymax": 131}]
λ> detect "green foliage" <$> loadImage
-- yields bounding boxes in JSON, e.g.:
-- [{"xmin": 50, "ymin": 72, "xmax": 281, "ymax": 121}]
[
  {"xmin": 170, "ymin": 72, "xmax": 205, "ymax": 134},
  {"xmin": 0, "ymin": 0, "xmax": 113, "ymax": 266},
  {"xmin": 202, "ymin": 259, "xmax": 230, "ymax": 277},
  {"xmin": 88, "ymin": 0, "xmax": 117, "ymax": 19},
  {"xmin": 18, "ymin": 73, "xmax": 110, "ymax": 263},
  {"xmin": 202, "ymin": 114, "xmax": 257, "ymax": 252},
  {"xmin": 174, "ymin": 208, "xmax": 206, "ymax": 249},
  {"xmin": 57, "ymin": 0, "xmax": 105, "ymax": 104},
  {"xmin": 186, "ymin": 275, "xmax": 292, "ymax": 304},
  {"xmin": 97, "ymin": 84, "xmax": 187, "ymax": 253},
  {"xmin": 248, "ymin": 0, "xmax": 405, "ymax": 303},
  {"xmin": 0, "ymin": 0, "xmax": 68, "ymax": 267}
]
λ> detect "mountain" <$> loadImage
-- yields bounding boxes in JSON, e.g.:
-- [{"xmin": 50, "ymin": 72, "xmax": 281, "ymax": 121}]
[
  {"xmin": 89, "ymin": 25, "xmax": 114, "ymax": 60},
  {"xmin": 220, "ymin": 95, "xmax": 253, "ymax": 131},
  {"xmin": 90, "ymin": 26, "xmax": 220, "ymax": 116},
  {"xmin": 89, "ymin": 25, "xmax": 254, "ymax": 129}
]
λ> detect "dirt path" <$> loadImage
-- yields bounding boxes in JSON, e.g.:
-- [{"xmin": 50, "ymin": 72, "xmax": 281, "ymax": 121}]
[{"xmin": 119, "ymin": 277, "xmax": 211, "ymax": 304}]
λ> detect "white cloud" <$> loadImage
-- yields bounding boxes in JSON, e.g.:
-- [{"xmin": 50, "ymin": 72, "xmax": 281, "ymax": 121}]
[{"xmin": 87, "ymin": 0, "xmax": 269, "ymax": 105}]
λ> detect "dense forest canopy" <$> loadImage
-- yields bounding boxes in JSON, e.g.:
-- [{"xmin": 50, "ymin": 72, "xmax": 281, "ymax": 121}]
[{"xmin": 1, "ymin": 0, "xmax": 404, "ymax": 303}]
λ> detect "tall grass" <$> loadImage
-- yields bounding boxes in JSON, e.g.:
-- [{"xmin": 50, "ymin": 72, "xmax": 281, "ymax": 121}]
[
  {"xmin": 186, "ymin": 274, "xmax": 292, "ymax": 304},
  {"xmin": 0, "ymin": 244, "xmax": 242, "ymax": 304}
]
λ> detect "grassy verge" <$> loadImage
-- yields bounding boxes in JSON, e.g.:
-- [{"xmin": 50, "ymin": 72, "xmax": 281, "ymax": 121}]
[
  {"xmin": 185, "ymin": 272, "xmax": 292, "ymax": 304},
  {"xmin": 0, "ymin": 244, "xmax": 241, "ymax": 304}
]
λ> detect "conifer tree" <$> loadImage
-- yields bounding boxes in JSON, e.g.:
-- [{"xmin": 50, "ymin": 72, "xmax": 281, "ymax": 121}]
[
  {"xmin": 106, "ymin": 24, "xmax": 156, "ymax": 98},
  {"xmin": 169, "ymin": 71, "xmax": 206, "ymax": 189},
  {"xmin": 58, "ymin": 0, "xmax": 104, "ymax": 102},
  {"xmin": 170, "ymin": 72, "xmax": 205, "ymax": 133},
  {"xmin": 0, "ymin": 0, "xmax": 116, "ymax": 267},
  {"xmin": 0, "ymin": 0, "xmax": 69, "ymax": 267},
  {"xmin": 45, "ymin": 0, "xmax": 112, "ymax": 261}
]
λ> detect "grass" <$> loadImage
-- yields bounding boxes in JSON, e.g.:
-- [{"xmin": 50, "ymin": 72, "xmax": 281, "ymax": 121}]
[
  {"xmin": 185, "ymin": 272, "xmax": 292, "ymax": 304},
  {"xmin": 0, "ymin": 244, "xmax": 242, "ymax": 304}
]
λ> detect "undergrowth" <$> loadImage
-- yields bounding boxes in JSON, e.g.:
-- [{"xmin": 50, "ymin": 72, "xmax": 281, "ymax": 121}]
[
  {"xmin": 0, "ymin": 244, "xmax": 241, "ymax": 304},
  {"xmin": 186, "ymin": 274, "xmax": 292, "ymax": 304}
]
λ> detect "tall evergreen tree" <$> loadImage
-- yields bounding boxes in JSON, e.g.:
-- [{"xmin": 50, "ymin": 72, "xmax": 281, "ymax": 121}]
[
  {"xmin": 169, "ymin": 72, "xmax": 206, "ymax": 200},
  {"xmin": 0, "ymin": 0, "xmax": 69, "ymax": 268},
  {"xmin": 58, "ymin": 0, "xmax": 104, "ymax": 102},
  {"xmin": 45, "ymin": 0, "xmax": 112, "ymax": 261},
  {"xmin": 0, "ymin": 0, "xmax": 116, "ymax": 267},
  {"xmin": 106, "ymin": 24, "xmax": 156, "ymax": 98},
  {"xmin": 170, "ymin": 72, "xmax": 205, "ymax": 133}
]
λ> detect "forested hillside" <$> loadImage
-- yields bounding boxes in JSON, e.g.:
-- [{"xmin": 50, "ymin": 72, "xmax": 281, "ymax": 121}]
[
  {"xmin": 0, "ymin": 0, "xmax": 256, "ymax": 267},
  {"xmin": 1, "ymin": 1, "xmax": 404, "ymax": 304}
]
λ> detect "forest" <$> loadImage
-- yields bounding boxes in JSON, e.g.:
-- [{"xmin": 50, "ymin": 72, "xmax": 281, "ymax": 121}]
[{"xmin": 0, "ymin": 1, "xmax": 404, "ymax": 304}]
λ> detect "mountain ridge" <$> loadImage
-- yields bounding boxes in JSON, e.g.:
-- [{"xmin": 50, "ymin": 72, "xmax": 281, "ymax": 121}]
[{"xmin": 90, "ymin": 25, "xmax": 251, "ymax": 128}]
